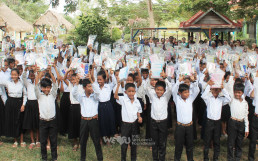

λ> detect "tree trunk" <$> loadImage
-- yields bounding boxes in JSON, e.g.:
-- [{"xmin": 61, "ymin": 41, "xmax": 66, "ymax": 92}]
[{"xmin": 146, "ymin": 0, "xmax": 155, "ymax": 28}]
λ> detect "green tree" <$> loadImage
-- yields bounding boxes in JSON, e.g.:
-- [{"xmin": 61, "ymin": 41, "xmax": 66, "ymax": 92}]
[
  {"xmin": 229, "ymin": 0, "xmax": 258, "ymax": 22},
  {"xmin": 178, "ymin": 0, "xmax": 231, "ymax": 19},
  {"xmin": 111, "ymin": 27, "xmax": 122, "ymax": 41},
  {"xmin": 68, "ymin": 14, "xmax": 114, "ymax": 47}
]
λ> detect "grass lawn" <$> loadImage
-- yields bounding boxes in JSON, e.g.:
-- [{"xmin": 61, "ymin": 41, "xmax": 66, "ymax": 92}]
[{"xmin": 0, "ymin": 125, "xmax": 254, "ymax": 161}]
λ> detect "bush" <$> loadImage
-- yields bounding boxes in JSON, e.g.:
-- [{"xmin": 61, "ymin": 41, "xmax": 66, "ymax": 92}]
[
  {"xmin": 123, "ymin": 34, "xmax": 131, "ymax": 43},
  {"xmin": 244, "ymin": 38, "xmax": 256, "ymax": 49},
  {"xmin": 112, "ymin": 28, "xmax": 122, "ymax": 41}
]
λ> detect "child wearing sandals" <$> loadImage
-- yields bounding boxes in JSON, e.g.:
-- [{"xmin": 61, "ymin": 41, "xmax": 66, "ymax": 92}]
[
  {"xmin": 22, "ymin": 66, "xmax": 40, "ymax": 149},
  {"xmin": 0, "ymin": 68, "xmax": 27, "ymax": 148}
]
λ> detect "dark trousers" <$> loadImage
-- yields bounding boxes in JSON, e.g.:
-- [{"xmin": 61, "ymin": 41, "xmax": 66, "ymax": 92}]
[
  {"xmin": 121, "ymin": 121, "xmax": 138, "ymax": 161},
  {"xmin": 151, "ymin": 119, "xmax": 168, "ymax": 161},
  {"xmin": 39, "ymin": 119, "xmax": 58, "ymax": 160},
  {"xmin": 248, "ymin": 116, "xmax": 258, "ymax": 161},
  {"xmin": 227, "ymin": 118, "xmax": 245, "ymax": 161},
  {"xmin": 80, "ymin": 119, "xmax": 103, "ymax": 161},
  {"xmin": 204, "ymin": 119, "xmax": 221, "ymax": 161},
  {"xmin": 174, "ymin": 124, "xmax": 194, "ymax": 161}
]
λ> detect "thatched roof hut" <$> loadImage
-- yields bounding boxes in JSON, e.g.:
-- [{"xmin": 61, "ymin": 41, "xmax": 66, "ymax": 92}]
[
  {"xmin": 0, "ymin": 17, "xmax": 5, "ymax": 27},
  {"xmin": 0, "ymin": 3, "xmax": 33, "ymax": 32},
  {"xmin": 34, "ymin": 10, "xmax": 74, "ymax": 31}
]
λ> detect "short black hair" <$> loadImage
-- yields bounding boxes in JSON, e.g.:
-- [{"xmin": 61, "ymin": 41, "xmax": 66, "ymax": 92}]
[
  {"xmin": 115, "ymin": 69, "xmax": 120, "ymax": 73},
  {"xmin": 7, "ymin": 58, "xmax": 15, "ymax": 65},
  {"xmin": 125, "ymin": 83, "xmax": 136, "ymax": 90},
  {"xmin": 71, "ymin": 73, "xmax": 77, "ymax": 77},
  {"xmin": 234, "ymin": 83, "xmax": 245, "ymax": 93},
  {"xmin": 11, "ymin": 68, "xmax": 19, "ymax": 75},
  {"xmin": 155, "ymin": 81, "xmax": 166, "ymax": 90},
  {"xmin": 97, "ymin": 70, "xmax": 106, "ymax": 80},
  {"xmin": 128, "ymin": 73, "xmax": 135, "ymax": 81},
  {"xmin": 45, "ymin": 72, "xmax": 51, "ymax": 79},
  {"xmin": 141, "ymin": 69, "xmax": 149, "ymax": 74},
  {"xmin": 224, "ymin": 71, "xmax": 231, "ymax": 80},
  {"xmin": 82, "ymin": 79, "xmax": 91, "ymax": 87},
  {"xmin": 29, "ymin": 70, "xmax": 34, "ymax": 75},
  {"xmin": 40, "ymin": 78, "xmax": 52, "ymax": 87},
  {"xmin": 178, "ymin": 83, "xmax": 190, "ymax": 93},
  {"xmin": 235, "ymin": 78, "xmax": 243, "ymax": 84},
  {"xmin": 184, "ymin": 76, "xmax": 191, "ymax": 81}
]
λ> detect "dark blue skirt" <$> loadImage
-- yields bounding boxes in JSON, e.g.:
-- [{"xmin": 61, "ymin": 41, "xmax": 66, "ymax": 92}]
[
  {"xmin": 60, "ymin": 92, "xmax": 71, "ymax": 135},
  {"xmin": 98, "ymin": 101, "xmax": 115, "ymax": 137},
  {"xmin": 5, "ymin": 97, "xmax": 23, "ymax": 138},
  {"xmin": 0, "ymin": 98, "xmax": 4, "ymax": 136},
  {"xmin": 68, "ymin": 104, "xmax": 81, "ymax": 139},
  {"xmin": 23, "ymin": 100, "xmax": 39, "ymax": 130}
]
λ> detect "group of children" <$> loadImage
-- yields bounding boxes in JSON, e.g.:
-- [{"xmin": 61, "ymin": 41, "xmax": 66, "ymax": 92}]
[{"xmin": 0, "ymin": 37, "xmax": 258, "ymax": 161}]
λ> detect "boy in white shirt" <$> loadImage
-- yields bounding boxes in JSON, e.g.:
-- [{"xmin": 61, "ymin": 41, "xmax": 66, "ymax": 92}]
[
  {"xmin": 114, "ymin": 81, "xmax": 142, "ymax": 161},
  {"xmin": 225, "ymin": 79, "xmax": 249, "ymax": 161},
  {"xmin": 172, "ymin": 75, "xmax": 200, "ymax": 161},
  {"xmin": 146, "ymin": 78, "xmax": 172, "ymax": 161},
  {"xmin": 35, "ymin": 70, "xmax": 58, "ymax": 161},
  {"xmin": 72, "ymin": 77, "xmax": 103, "ymax": 161},
  {"xmin": 201, "ymin": 80, "xmax": 231, "ymax": 161}
]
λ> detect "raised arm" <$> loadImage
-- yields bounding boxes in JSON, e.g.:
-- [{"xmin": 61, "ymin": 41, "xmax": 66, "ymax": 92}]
[
  {"xmin": 63, "ymin": 69, "xmax": 71, "ymax": 86},
  {"xmin": 72, "ymin": 77, "xmax": 82, "ymax": 103},
  {"xmin": 201, "ymin": 83, "xmax": 212, "ymax": 103},
  {"xmin": 136, "ymin": 68, "xmax": 142, "ymax": 88},
  {"xmin": 190, "ymin": 81, "xmax": 200, "ymax": 101},
  {"xmin": 49, "ymin": 68, "xmax": 56, "ymax": 84},
  {"xmin": 22, "ymin": 86, "xmax": 27, "ymax": 106},
  {"xmin": 53, "ymin": 65, "xmax": 61, "ymax": 82},
  {"xmin": 221, "ymin": 87, "xmax": 231, "ymax": 106},
  {"xmin": 22, "ymin": 67, "xmax": 29, "ymax": 87},
  {"xmin": 114, "ymin": 77, "xmax": 121, "ymax": 100}
]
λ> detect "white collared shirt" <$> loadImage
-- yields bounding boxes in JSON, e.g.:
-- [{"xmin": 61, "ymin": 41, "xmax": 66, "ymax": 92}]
[
  {"xmin": 69, "ymin": 83, "xmax": 83, "ymax": 104},
  {"xmin": 117, "ymin": 94, "xmax": 142, "ymax": 123},
  {"xmin": 0, "ymin": 69, "xmax": 11, "ymax": 81},
  {"xmin": 230, "ymin": 98, "xmax": 249, "ymax": 132},
  {"xmin": 35, "ymin": 83, "xmax": 58, "ymax": 119},
  {"xmin": 136, "ymin": 83, "xmax": 146, "ymax": 104},
  {"xmin": 172, "ymin": 81, "xmax": 200, "ymax": 124},
  {"xmin": 0, "ymin": 86, "xmax": 7, "ymax": 104},
  {"xmin": 22, "ymin": 72, "xmax": 37, "ymax": 100},
  {"xmin": 92, "ymin": 82, "xmax": 114, "ymax": 102},
  {"xmin": 147, "ymin": 79, "xmax": 172, "ymax": 121},
  {"xmin": 252, "ymin": 77, "xmax": 258, "ymax": 114},
  {"xmin": 201, "ymin": 85, "xmax": 231, "ymax": 120},
  {"xmin": 72, "ymin": 85, "xmax": 99, "ymax": 117},
  {"xmin": 0, "ymin": 78, "xmax": 27, "ymax": 105},
  {"xmin": 224, "ymin": 76, "xmax": 249, "ymax": 132}
]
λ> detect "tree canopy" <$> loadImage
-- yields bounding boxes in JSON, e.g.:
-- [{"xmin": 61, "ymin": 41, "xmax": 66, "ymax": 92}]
[{"xmin": 0, "ymin": 0, "xmax": 48, "ymax": 23}]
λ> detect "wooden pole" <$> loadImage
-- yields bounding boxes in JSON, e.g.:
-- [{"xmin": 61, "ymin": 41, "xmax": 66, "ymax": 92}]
[
  {"xmin": 228, "ymin": 32, "xmax": 230, "ymax": 42},
  {"xmin": 221, "ymin": 32, "xmax": 223, "ymax": 42},
  {"xmin": 131, "ymin": 28, "xmax": 133, "ymax": 43},
  {"xmin": 188, "ymin": 32, "xmax": 190, "ymax": 41},
  {"xmin": 209, "ymin": 28, "xmax": 211, "ymax": 40}
]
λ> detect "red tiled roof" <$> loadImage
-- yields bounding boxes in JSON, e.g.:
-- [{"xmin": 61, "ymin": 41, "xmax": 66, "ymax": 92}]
[{"xmin": 179, "ymin": 8, "xmax": 242, "ymax": 29}]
